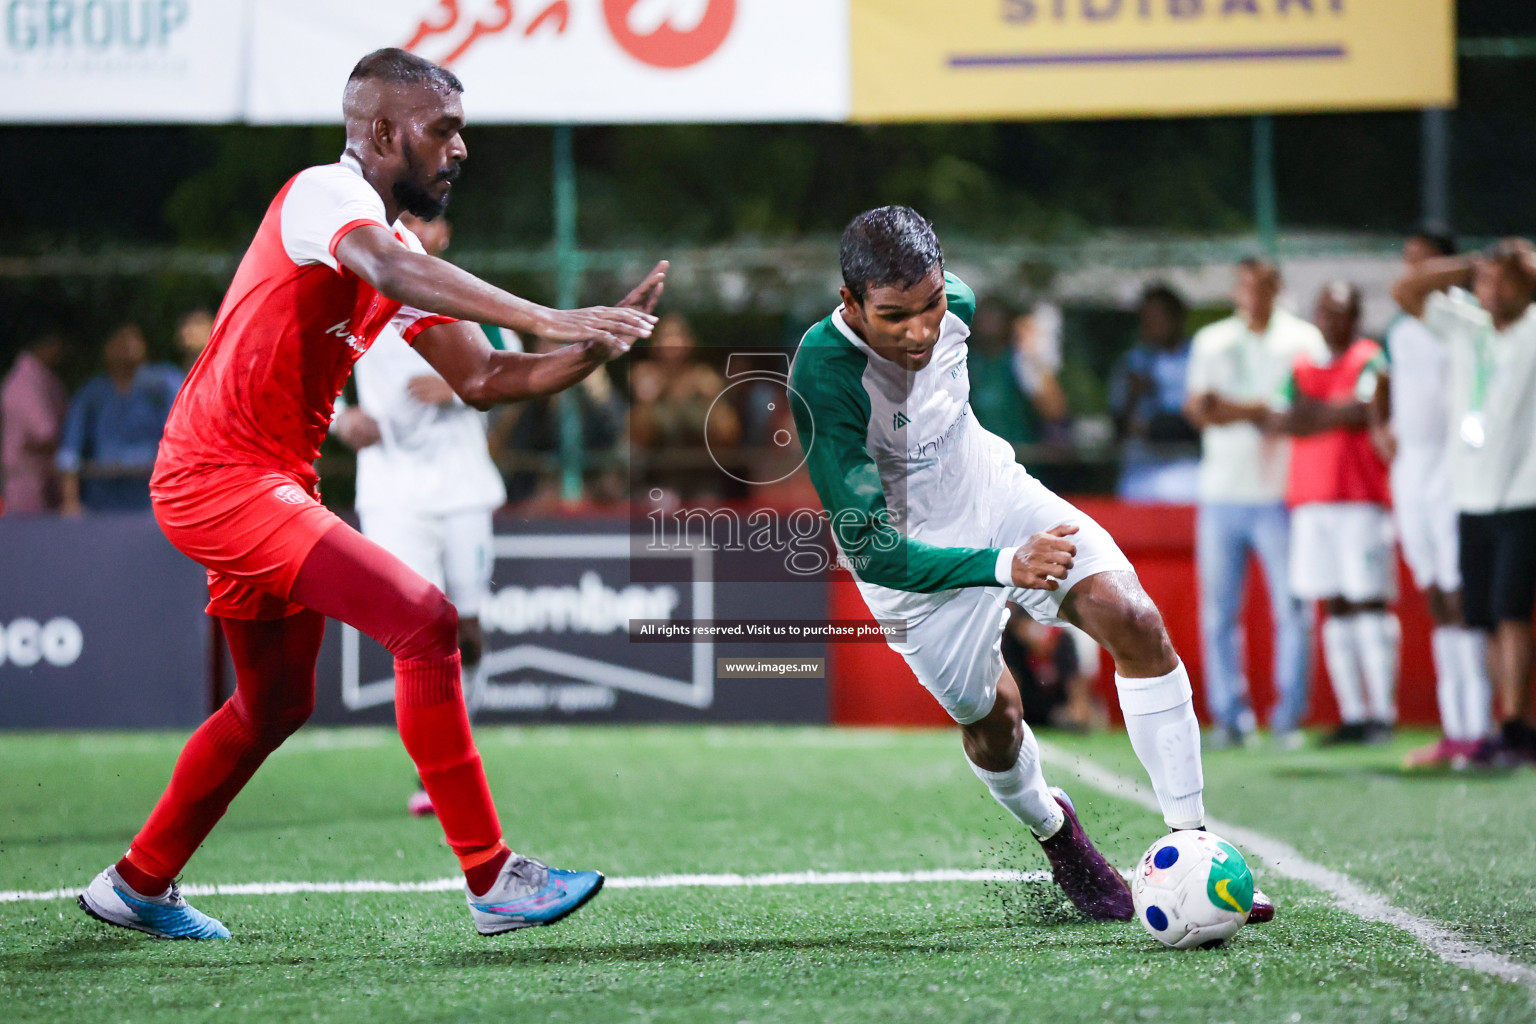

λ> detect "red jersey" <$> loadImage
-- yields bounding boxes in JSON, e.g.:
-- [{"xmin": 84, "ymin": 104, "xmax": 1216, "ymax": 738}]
[
  {"xmin": 153, "ymin": 157, "xmax": 453, "ymax": 492},
  {"xmin": 1283, "ymin": 338, "xmax": 1390, "ymax": 507}
]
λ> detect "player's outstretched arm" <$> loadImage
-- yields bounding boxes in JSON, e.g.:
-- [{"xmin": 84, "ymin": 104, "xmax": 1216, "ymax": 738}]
[
  {"xmin": 1390, "ymin": 254, "xmax": 1473, "ymax": 319},
  {"xmin": 409, "ymin": 261, "xmax": 670, "ymax": 410},
  {"xmin": 335, "ymin": 225, "xmax": 660, "ymax": 346},
  {"xmin": 410, "ymin": 322, "xmax": 609, "ymax": 409}
]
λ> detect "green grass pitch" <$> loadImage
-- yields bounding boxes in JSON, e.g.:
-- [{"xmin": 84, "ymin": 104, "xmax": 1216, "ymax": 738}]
[{"xmin": 2, "ymin": 725, "xmax": 1534, "ymax": 1023}]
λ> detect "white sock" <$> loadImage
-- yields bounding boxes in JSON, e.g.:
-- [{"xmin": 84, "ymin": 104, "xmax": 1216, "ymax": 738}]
[
  {"xmin": 1116, "ymin": 660, "xmax": 1205, "ymax": 830},
  {"xmin": 968, "ymin": 724, "xmax": 1065, "ymax": 840},
  {"xmin": 1431, "ymin": 626, "xmax": 1466, "ymax": 740},
  {"xmin": 1322, "ymin": 616, "xmax": 1368, "ymax": 724},
  {"xmin": 1353, "ymin": 611, "xmax": 1400, "ymax": 724},
  {"xmin": 1457, "ymin": 628, "xmax": 1493, "ymax": 739}
]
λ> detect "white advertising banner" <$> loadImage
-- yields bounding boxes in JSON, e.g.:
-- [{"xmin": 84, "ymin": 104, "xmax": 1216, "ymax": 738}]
[
  {"xmin": 248, "ymin": 0, "xmax": 850, "ymax": 124},
  {"xmin": 0, "ymin": 0, "xmax": 245, "ymax": 122}
]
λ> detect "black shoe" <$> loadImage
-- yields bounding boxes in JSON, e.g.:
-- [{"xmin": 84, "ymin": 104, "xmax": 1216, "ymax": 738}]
[
  {"xmin": 1322, "ymin": 722, "xmax": 1369, "ymax": 745},
  {"xmin": 1501, "ymin": 719, "xmax": 1536, "ymax": 757},
  {"xmin": 1363, "ymin": 721, "xmax": 1395, "ymax": 745}
]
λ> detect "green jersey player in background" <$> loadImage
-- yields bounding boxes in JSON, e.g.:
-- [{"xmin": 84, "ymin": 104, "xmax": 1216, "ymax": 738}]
[{"xmin": 789, "ymin": 207, "xmax": 1273, "ymax": 923}]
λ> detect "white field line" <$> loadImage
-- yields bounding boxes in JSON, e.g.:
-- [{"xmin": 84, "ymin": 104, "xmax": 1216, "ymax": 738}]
[
  {"xmin": 1040, "ymin": 742, "xmax": 1536, "ymax": 993},
  {"xmin": 6, "ymin": 746, "xmax": 1532, "ymax": 995},
  {"xmin": 0, "ymin": 868, "xmax": 1048, "ymax": 905}
]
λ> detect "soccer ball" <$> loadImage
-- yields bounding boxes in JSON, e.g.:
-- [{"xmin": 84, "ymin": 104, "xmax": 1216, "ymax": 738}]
[{"xmin": 1130, "ymin": 830, "xmax": 1254, "ymax": 949}]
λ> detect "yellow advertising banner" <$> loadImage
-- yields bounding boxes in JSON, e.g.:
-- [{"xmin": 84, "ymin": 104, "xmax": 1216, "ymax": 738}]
[{"xmin": 850, "ymin": 0, "xmax": 1455, "ymax": 122}]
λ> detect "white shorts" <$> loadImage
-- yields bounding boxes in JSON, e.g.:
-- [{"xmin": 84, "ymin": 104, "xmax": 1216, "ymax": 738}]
[
  {"xmin": 882, "ymin": 470, "xmax": 1131, "ymax": 725},
  {"xmin": 1287, "ymin": 502, "xmax": 1397, "ymax": 603},
  {"xmin": 357, "ymin": 507, "xmax": 495, "ymax": 617},
  {"xmin": 1391, "ymin": 445, "xmax": 1460, "ymax": 593}
]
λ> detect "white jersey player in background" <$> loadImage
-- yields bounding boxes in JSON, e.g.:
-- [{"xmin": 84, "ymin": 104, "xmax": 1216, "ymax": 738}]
[
  {"xmin": 333, "ymin": 212, "xmax": 510, "ymax": 814},
  {"xmin": 1374, "ymin": 231, "xmax": 1491, "ymax": 768}
]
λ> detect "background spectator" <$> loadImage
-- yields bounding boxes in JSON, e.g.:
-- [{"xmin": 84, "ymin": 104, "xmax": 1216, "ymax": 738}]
[
  {"xmin": 630, "ymin": 314, "xmax": 739, "ymax": 500},
  {"xmin": 1185, "ymin": 258, "xmax": 1327, "ymax": 747},
  {"xmin": 1108, "ymin": 284, "xmax": 1200, "ymax": 503},
  {"xmin": 1010, "ymin": 302, "xmax": 1071, "ymax": 442},
  {"xmin": 176, "ymin": 308, "xmax": 214, "ymax": 369},
  {"xmin": 968, "ymin": 297, "xmax": 1044, "ymax": 444},
  {"xmin": 1396, "ymin": 238, "xmax": 1536, "ymax": 765},
  {"xmin": 57, "ymin": 324, "xmax": 177, "ymax": 514},
  {"xmin": 148, "ymin": 308, "xmax": 215, "ymax": 396},
  {"xmin": 1377, "ymin": 231, "xmax": 1493, "ymax": 770},
  {"xmin": 1, "ymin": 333, "xmax": 69, "ymax": 516},
  {"xmin": 1002, "ymin": 609, "xmax": 1107, "ymax": 733},
  {"xmin": 1269, "ymin": 282, "xmax": 1397, "ymax": 746},
  {"xmin": 966, "ymin": 296, "xmax": 1073, "ymax": 446},
  {"xmin": 491, "ymin": 335, "xmax": 628, "ymax": 505}
]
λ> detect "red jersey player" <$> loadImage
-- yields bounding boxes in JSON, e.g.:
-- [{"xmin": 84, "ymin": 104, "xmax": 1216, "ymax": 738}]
[
  {"xmin": 1269, "ymin": 283, "xmax": 1397, "ymax": 745},
  {"xmin": 77, "ymin": 49, "xmax": 665, "ymax": 940}
]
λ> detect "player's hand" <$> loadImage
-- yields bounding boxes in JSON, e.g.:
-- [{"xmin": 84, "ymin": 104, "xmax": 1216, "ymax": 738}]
[
  {"xmin": 407, "ymin": 374, "xmax": 457, "ymax": 406},
  {"xmin": 1371, "ymin": 423, "xmax": 1398, "ymax": 464},
  {"xmin": 1499, "ymin": 236, "xmax": 1536, "ymax": 283},
  {"xmin": 536, "ymin": 306, "xmax": 657, "ymax": 352},
  {"xmin": 333, "ymin": 407, "xmax": 382, "ymax": 449},
  {"xmin": 1010, "ymin": 523, "xmax": 1078, "ymax": 590},
  {"xmin": 617, "ymin": 260, "xmax": 668, "ymax": 315},
  {"xmin": 1271, "ymin": 396, "xmax": 1322, "ymax": 436}
]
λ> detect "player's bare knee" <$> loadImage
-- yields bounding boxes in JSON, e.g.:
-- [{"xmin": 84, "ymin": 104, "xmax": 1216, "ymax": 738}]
[
  {"xmin": 1101, "ymin": 595, "xmax": 1176, "ymax": 676},
  {"xmin": 961, "ymin": 688, "xmax": 1022, "ymax": 772}
]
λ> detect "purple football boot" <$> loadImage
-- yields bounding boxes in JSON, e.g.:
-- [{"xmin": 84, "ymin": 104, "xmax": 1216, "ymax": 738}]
[{"xmin": 1038, "ymin": 786, "xmax": 1135, "ymax": 922}]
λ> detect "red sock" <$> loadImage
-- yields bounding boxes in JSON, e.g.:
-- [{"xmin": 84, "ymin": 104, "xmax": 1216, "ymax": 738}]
[
  {"xmin": 125, "ymin": 613, "xmax": 322, "ymax": 882},
  {"xmin": 125, "ymin": 701, "xmax": 273, "ymax": 881},
  {"xmin": 115, "ymin": 854, "xmax": 171, "ymax": 896},
  {"xmin": 394, "ymin": 653, "xmax": 506, "ymax": 888},
  {"xmin": 463, "ymin": 845, "xmax": 513, "ymax": 897},
  {"xmin": 288, "ymin": 526, "xmax": 506, "ymax": 885}
]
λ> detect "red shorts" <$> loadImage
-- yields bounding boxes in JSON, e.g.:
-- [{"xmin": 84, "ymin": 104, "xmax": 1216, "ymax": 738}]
[{"xmin": 152, "ymin": 464, "xmax": 342, "ymax": 620}]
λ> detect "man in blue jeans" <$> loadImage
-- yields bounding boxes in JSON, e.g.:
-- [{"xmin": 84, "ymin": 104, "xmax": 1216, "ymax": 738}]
[{"xmin": 1184, "ymin": 259, "xmax": 1327, "ymax": 747}]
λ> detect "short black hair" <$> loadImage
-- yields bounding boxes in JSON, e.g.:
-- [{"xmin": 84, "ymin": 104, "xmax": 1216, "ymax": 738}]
[
  {"xmin": 1139, "ymin": 282, "xmax": 1188, "ymax": 323},
  {"xmin": 1236, "ymin": 255, "xmax": 1280, "ymax": 283},
  {"xmin": 840, "ymin": 206, "xmax": 944, "ymax": 303},
  {"xmin": 349, "ymin": 48, "xmax": 463, "ymax": 94},
  {"xmin": 1409, "ymin": 229, "xmax": 1457, "ymax": 257}
]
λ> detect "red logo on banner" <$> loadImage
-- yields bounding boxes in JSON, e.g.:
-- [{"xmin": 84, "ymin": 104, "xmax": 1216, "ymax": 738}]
[
  {"xmin": 400, "ymin": 0, "xmax": 731, "ymax": 69},
  {"xmin": 603, "ymin": 0, "xmax": 735, "ymax": 69},
  {"xmin": 401, "ymin": 1, "xmax": 571, "ymax": 66}
]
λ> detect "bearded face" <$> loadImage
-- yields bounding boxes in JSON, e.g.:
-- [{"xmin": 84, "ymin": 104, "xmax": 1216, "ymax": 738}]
[{"xmin": 392, "ymin": 136, "xmax": 460, "ymax": 221}]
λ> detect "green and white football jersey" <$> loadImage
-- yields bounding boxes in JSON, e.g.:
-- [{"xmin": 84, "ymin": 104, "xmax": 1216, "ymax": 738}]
[{"xmin": 789, "ymin": 273, "xmax": 1023, "ymax": 621}]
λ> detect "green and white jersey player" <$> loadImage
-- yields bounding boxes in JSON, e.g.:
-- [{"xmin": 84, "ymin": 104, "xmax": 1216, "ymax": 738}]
[{"xmin": 788, "ymin": 207, "xmax": 1272, "ymax": 924}]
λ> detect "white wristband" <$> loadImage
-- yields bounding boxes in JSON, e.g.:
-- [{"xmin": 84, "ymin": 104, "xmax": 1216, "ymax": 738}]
[{"xmin": 994, "ymin": 546, "xmax": 1019, "ymax": 587}]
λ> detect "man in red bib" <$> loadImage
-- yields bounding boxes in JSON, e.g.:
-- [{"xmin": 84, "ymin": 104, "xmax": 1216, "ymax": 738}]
[
  {"xmin": 77, "ymin": 48, "xmax": 667, "ymax": 940},
  {"xmin": 1269, "ymin": 282, "xmax": 1396, "ymax": 746}
]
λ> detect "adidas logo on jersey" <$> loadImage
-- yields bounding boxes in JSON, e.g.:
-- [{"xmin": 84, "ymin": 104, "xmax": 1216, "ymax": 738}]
[
  {"xmin": 324, "ymin": 319, "xmax": 368, "ymax": 354},
  {"xmin": 273, "ymin": 485, "xmax": 310, "ymax": 506},
  {"xmin": 893, "ymin": 412, "xmax": 910, "ymax": 429}
]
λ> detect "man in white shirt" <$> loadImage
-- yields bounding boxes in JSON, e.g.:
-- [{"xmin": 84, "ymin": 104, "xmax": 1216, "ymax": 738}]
[
  {"xmin": 1394, "ymin": 238, "xmax": 1536, "ymax": 765},
  {"xmin": 1375, "ymin": 232, "xmax": 1492, "ymax": 768},
  {"xmin": 1185, "ymin": 259, "xmax": 1327, "ymax": 748},
  {"xmin": 333, "ymin": 212, "xmax": 509, "ymax": 811}
]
